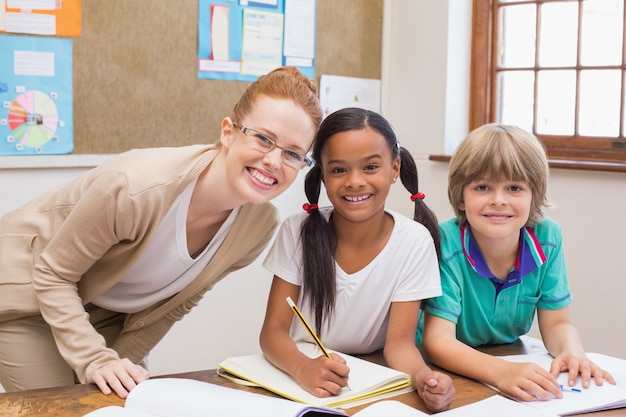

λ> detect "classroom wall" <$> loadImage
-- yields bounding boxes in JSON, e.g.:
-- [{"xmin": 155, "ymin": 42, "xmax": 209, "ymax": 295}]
[{"xmin": 0, "ymin": 0, "xmax": 624, "ymax": 390}]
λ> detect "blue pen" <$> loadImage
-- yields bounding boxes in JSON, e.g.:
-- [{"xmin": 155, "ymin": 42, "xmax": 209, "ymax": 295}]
[{"xmin": 561, "ymin": 384, "xmax": 582, "ymax": 393}]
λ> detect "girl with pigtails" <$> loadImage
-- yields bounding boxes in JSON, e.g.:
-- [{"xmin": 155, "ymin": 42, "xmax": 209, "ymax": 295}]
[{"xmin": 259, "ymin": 107, "xmax": 455, "ymax": 413}]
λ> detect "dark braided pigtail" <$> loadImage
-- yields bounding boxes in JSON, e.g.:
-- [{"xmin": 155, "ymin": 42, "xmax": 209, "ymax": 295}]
[
  {"xmin": 300, "ymin": 165, "xmax": 337, "ymax": 335},
  {"xmin": 398, "ymin": 147, "xmax": 441, "ymax": 259}
]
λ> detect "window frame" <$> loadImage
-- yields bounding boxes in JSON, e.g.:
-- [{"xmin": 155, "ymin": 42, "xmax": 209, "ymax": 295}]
[{"xmin": 469, "ymin": 0, "xmax": 626, "ymax": 172}]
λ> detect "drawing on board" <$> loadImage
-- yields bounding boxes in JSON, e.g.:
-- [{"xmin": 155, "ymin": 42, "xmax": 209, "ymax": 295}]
[
  {"xmin": 0, "ymin": 35, "xmax": 73, "ymax": 155},
  {"xmin": 7, "ymin": 90, "xmax": 61, "ymax": 152}
]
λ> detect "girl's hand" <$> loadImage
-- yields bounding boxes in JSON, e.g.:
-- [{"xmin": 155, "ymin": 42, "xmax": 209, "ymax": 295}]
[
  {"xmin": 495, "ymin": 360, "xmax": 562, "ymax": 402},
  {"xmin": 91, "ymin": 358, "xmax": 150, "ymax": 398},
  {"xmin": 293, "ymin": 353, "xmax": 350, "ymax": 397},
  {"xmin": 550, "ymin": 353, "xmax": 616, "ymax": 389},
  {"xmin": 416, "ymin": 368, "xmax": 455, "ymax": 412}
]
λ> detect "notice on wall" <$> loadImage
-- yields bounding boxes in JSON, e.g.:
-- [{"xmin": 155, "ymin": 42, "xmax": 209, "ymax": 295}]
[
  {"xmin": 320, "ymin": 74, "xmax": 381, "ymax": 119},
  {"xmin": 1, "ymin": 0, "xmax": 82, "ymax": 36},
  {"xmin": 0, "ymin": 35, "xmax": 73, "ymax": 155}
]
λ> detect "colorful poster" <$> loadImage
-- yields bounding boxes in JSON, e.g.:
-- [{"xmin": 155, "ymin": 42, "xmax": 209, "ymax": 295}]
[
  {"xmin": 0, "ymin": 35, "xmax": 73, "ymax": 155},
  {"xmin": 1, "ymin": 0, "xmax": 82, "ymax": 37},
  {"xmin": 197, "ymin": 0, "xmax": 315, "ymax": 82}
]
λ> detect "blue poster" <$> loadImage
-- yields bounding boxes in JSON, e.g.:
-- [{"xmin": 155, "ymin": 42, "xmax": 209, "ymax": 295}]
[
  {"xmin": 197, "ymin": 0, "xmax": 316, "ymax": 82},
  {"xmin": 0, "ymin": 35, "xmax": 73, "ymax": 155}
]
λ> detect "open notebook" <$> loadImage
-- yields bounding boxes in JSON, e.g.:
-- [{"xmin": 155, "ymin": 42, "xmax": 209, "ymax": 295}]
[
  {"xmin": 217, "ymin": 342, "xmax": 414, "ymax": 408},
  {"xmin": 82, "ymin": 379, "xmax": 559, "ymax": 417},
  {"xmin": 490, "ymin": 352, "xmax": 626, "ymax": 416},
  {"xmin": 82, "ymin": 378, "xmax": 348, "ymax": 417}
]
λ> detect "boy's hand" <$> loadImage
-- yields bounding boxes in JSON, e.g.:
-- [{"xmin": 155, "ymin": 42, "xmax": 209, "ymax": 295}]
[
  {"xmin": 551, "ymin": 353, "xmax": 616, "ymax": 388},
  {"xmin": 496, "ymin": 360, "xmax": 563, "ymax": 402}
]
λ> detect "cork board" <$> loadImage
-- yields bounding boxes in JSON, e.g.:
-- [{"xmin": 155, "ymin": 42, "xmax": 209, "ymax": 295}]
[{"xmin": 73, "ymin": 0, "xmax": 382, "ymax": 154}]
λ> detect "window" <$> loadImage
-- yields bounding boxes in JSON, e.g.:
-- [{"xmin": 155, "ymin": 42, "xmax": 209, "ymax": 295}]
[{"xmin": 470, "ymin": 0, "xmax": 626, "ymax": 171}]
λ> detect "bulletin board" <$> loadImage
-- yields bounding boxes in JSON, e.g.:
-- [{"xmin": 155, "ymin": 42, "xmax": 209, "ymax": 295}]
[{"xmin": 63, "ymin": 0, "xmax": 382, "ymax": 155}]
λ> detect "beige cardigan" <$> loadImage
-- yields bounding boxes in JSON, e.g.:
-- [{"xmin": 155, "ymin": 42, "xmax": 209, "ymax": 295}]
[{"xmin": 0, "ymin": 144, "xmax": 279, "ymax": 383}]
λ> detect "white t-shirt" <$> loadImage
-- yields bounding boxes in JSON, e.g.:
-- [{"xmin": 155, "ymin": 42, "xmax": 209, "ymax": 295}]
[
  {"xmin": 93, "ymin": 180, "xmax": 240, "ymax": 313},
  {"xmin": 262, "ymin": 207, "xmax": 441, "ymax": 354}
]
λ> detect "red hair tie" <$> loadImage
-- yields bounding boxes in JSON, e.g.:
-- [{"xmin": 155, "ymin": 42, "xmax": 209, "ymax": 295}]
[
  {"xmin": 302, "ymin": 203, "xmax": 319, "ymax": 213},
  {"xmin": 410, "ymin": 192, "xmax": 425, "ymax": 201}
]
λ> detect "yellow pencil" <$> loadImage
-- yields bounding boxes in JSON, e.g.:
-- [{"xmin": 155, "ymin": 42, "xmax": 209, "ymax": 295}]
[
  {"xmin": 286, "ymin": 296, "xmax": 351, "ymax": 390},
  {"xmin": 286, "ymin": 296, "xmax": 331, "ymax": 358}
]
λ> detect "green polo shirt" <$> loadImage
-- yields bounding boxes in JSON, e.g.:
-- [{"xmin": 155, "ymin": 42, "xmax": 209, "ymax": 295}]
[{"xmin": 417, "ymin": 217, "xmax": 571, "ymax": 347}]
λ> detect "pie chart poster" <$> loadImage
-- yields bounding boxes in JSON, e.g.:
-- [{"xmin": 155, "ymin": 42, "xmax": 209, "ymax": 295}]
[{"xmin": 0, "ymin": 35, "xmax": 73, "ymax": 156}]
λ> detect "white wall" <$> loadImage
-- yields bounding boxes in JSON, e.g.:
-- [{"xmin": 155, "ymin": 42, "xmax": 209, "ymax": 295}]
[
  {"xmin": 381, "ymin": 0, "xmax": 626, "ymax": 358},
  {"xmin": 0, "ymin": 155, "xmax": 115, "ymax": 212}
]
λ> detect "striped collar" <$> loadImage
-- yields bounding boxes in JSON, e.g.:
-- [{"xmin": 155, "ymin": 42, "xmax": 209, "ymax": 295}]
[{"xmin": 460, "ymin": 224, "xmax": 547, "ymax": 288}]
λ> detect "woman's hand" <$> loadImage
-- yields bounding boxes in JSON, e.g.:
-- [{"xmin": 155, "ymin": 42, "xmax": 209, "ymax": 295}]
[{"xmin": 91, "ymin": 358, "xmax": 150, "ymax": 398}]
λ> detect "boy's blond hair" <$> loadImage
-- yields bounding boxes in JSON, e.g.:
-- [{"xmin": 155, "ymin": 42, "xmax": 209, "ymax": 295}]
[{"xmin": 448, "ymin": 123, "xmax": 550, "ymax": 227}]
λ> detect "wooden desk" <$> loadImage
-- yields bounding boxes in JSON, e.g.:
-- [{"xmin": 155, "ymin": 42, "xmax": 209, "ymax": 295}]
[{"xmin": 0, "ymin": 337, "xmax": 622, "ymax": 417}]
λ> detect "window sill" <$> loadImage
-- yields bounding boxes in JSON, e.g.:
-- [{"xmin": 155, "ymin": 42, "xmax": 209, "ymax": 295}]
[{"xmin": 428, "ymin": 155, "xmax": 626, "ymax": 173}]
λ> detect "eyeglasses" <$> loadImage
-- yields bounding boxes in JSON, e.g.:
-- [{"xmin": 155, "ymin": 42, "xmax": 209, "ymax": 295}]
[{"xmin": 233, "ymin": 122, "xmax": 313, "ymax": 169}]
